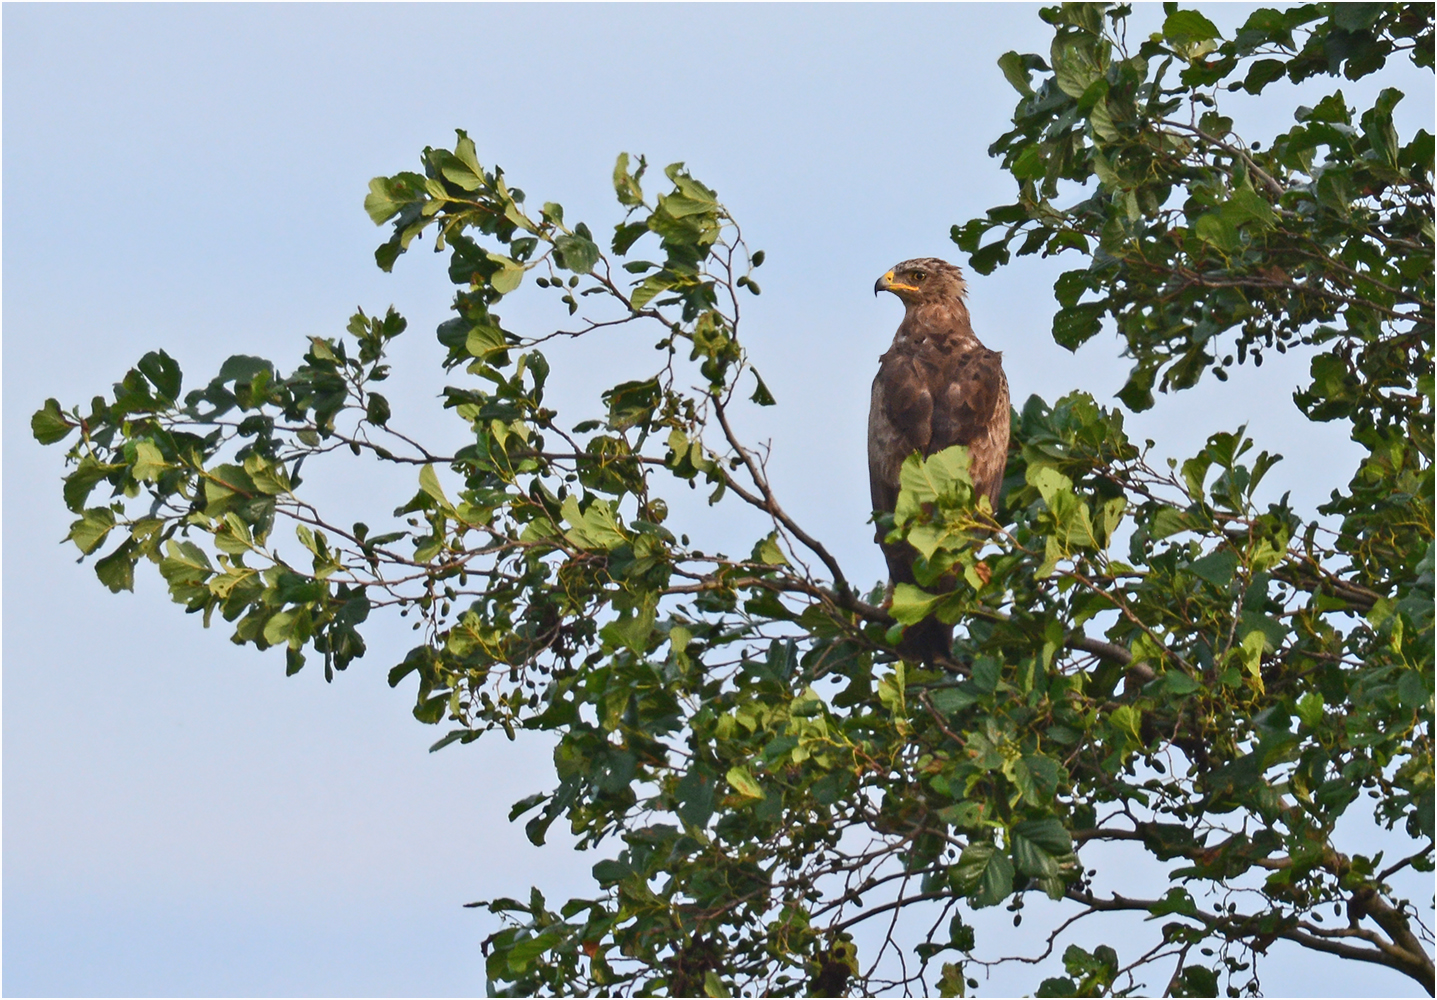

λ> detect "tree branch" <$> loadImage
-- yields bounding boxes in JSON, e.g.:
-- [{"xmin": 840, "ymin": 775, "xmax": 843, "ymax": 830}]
[
  {"xmin": 712, "ymin": 397, "xmax": 854, "ymax": 599},
  {"xmin": 1067, "ymin": 888, "xmax": 1436, "ymax": 994}
]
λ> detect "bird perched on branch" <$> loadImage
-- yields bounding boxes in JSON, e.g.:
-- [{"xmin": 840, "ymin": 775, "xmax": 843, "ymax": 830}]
[{"xmin": 869, "ymin": 257, "xmax": 1010, "ymax": 664}]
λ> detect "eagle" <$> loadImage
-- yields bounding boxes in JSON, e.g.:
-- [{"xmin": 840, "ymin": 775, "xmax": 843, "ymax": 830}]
[{"xmin": 869, "ymin": 257, "xmax": 1010, "ymax": 665}]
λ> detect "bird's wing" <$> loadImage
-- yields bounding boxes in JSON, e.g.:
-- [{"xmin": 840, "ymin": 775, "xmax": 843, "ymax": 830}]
[
  {"xmin": 869, "ymin": 343, "xmax": 1011, "ymax": 521},
  {"xmin": 928, "ymin": 347, "xmax": 1010, "ymax": 508},
  {"xmin": 868, "ymin": 352, "xmax": 931, "ymax": 516},
  {"xmin": 868, "ymin": 367, "xmax": 924, "ymax": 585}
]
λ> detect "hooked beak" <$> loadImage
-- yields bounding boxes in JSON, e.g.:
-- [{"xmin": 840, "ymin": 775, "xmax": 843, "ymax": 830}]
[{"xmin": 874, "ymin": 270, "xmax": 918, "ymax": 297}]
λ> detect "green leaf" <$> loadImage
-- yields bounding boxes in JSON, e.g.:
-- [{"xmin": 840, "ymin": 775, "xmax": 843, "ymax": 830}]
[
  {"xmin": 132, "ymin": 441, "xmax": 169, "ymax": 483},
  {"xmin": 997, "ymin": 50, "xmax": 1036, "ymax": 96},
  {"xmin": 1052, "ymin": 270, "xmax": 1092, "ymax": 309},
  {"xmin": 413, "ymin": 693, "xmax": 448, "ymax": 725},
  {"xmin": 1027, "ymin": 465, "xmax": 1072, "ymax": 507},
  {"xmin": 1194, "ymin": 212, "xmax": 1239, "ymax": 253},
  {"xmin": 1241, "ymin": 58, "xmax": 1288, "ymax": 94},
  {"xmin": 365, "ymin": 392, "xmax": 391, "ymax": 426},
  {"xmin": 612, "ymin": 152, "xmax": 645, "ymax": 207},
  {"xmin": 505, "ymin": 927, "xmax": 561, "ymax": 971},
  {"xmin": 1110, "ymin": 704, "xmax": 1142, "ymax": 744},
  {"xmin": 675, "ymin": 765, "xmax": 715, "ymax": 828},
  {"xmin": 1052, "ymin": 33, "xmax": 1109, "ymax": 98},
  {"xmin": 388, "ymin": 646, "xmax": 433, "ymax": 689},
  {"xmin": 244, "ymin": 456, "xmax": 290, "ymax": 496},
  {"xmin": 1162, "ymin": 10, "xmax": 1221, "ymax": 48},
  {"xmin": 31, "ymin": 398, "xmax": 75, "ymax": 445},
  {"xmin": 1028, "ymin": 466, "xmax": 1097, "ymax": 549},
  {"xmin": 968, "ymin": 240, "xmax": 1010, "ymax": 275},
  {"xmin": 263, "ymin": 609, "xmax": 297, "ymax": 646},
  {"xmin": 137, "ymin": 350, "xmax": 182, "ymax": 401},
  {"xmin": 894, "ymin": 446, "xmax": 972, "ymax": 527},
  {"xmin": 751, "ymin": 532, "xmax": 788, "ymax": 567},
  {"xmin": 1116, "ymin": 363, "xmax": 1156, "ymax": 411},
  {"xmin": 1150, "ymin": 506, "xmax": 1194, "ymax": 540},
  {"xmin": 560, "ymin": 494, "xmax": 627, "ymax": 551},
  {"xmin": 1176, "ymin": 967, "xmax": 1220, "ymax": 996},
  {"xmin": 555, "ymin": 233, "xmax": 601, "ymax": 274},
  {"xmin": 939, "ymin": 962, "xmax": 968, "ymax": 998},
  {"xmin": 63, "ymin": 456, "xmax": 116, "ymax": 513},
  {"xmin": 1331, "ymin": 3, "xmax": 1385, "ymax": 31},
  {"xmin": 508, "ymin": 793, "xmax": 547, "ymax": 822},
  {"xmin": 364, "ymin": 176, "xmax": 407, "ymax": 225},
  {"xmin": 1052, "ymin": 303, "xmax": 1104, "ymax": 351},
  {"xmin": 160, "ymin": 538, "xmax": 214, "ymax": 579},
  {"xmin": 1148, "ymin": 887, "xmax": 1199, "ymax": 917},
  {"xmin": 749, "ymin": 371, "xmax": 776, "ymax": 406},
  {"xmin": 1237, "ymin": 630, "xmax": 1266, "ymax": 691},
  {"xmin": 1036, "ymin": 976, "xmax": 1077, "ymax": 997},
  {"xmin": 453, "ymin": 129, "xmax": 482, "ymax": 176},
  {"xmin": 953, "ymin": 840, "xmax": 1014, "ymax": 908},
  {"xmin": 1397, "ymin": 669, "xmax": 1429, "ymax": 709},
  {"xmin": 374, "ymin": 239, "xmax": 403, "ymax": 273},
  {"xmin": 703, "ymin": 971, "xmax": 731, "ymax": 998},
  {"xmin": 439, "ymin": 155, "xmax": 483, "ymax": 192},
  {"xmin": 1226, "ymin": 181, "xmax": 1276, "ymax": 231},
  {"xmin": 603, "ymin": 378, "xmax": 660, "ymax": 430},
  {"xmin": 465, "ymin": 324, "xmax": 507, "ymax": 360},
  {"xmin": 1011, "ymin": 831, "xmax": 1062, "ymax": 881},
  {"xmin": 629, "ymin": 273, "xmax": 672, "ymax": 310},
  {"xmin": 486, "ymin": 253, "xmax": 525, "ymax": 294},
  {"xmin": 1239, "ymin": 609, "xmax": 1288, "ymax": 650},
  {"xmin": 612, "ymin": 221, "xmax": 649, "ymax": 255},
  {"xmin": 418, "ymin": 464, "xmax": 451, "ymax": 508},
  {"xmin": 889, "ymin": 583, "xmax": 940, "ymax": 626},
  {"xmin": 94, "ymin": 539, "xmax": 138, "ymax": 593},
  {"xmin": 1164, "ymin": 671, "xmax": 1202, "ymax": 696},
  {"xmin": 1189, "ymin": 548, "xmax": 1238, "ymax": 588},
  {"xmin": 1089, "ymin": 98, "xmax": 1120, "ymax": 141},
  {"xmin": 1295, "ymin": 692, "xmax": 1325, "ymax": 729},
  {"xmin": 726, "ymin": 765, "xmax": 764, "ymax": 799},
  {"xmin": 202, "ymin": 464, "xmax": 258, "ymax": 515},
  {"xmin": 213, "ymin": 513, "xmax": 254, "ymax": 556},
  {"xmin": 1013, "ymin": 817, "xmax": 1072, "ymax": 855},
  {"xmin": 66, "ymin": 508, "xmax": 116, "ymax": 555}
]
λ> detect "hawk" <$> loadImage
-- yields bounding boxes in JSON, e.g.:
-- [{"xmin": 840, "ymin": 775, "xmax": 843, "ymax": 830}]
[{"xmin": 869, "ymin": 258, "xmax": 1010, "ymax": 664}]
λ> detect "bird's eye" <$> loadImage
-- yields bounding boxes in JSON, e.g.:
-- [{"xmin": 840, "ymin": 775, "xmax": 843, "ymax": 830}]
[{"xmin": 912, "ymin": 271, "xmax": 926, "ymax": 282}]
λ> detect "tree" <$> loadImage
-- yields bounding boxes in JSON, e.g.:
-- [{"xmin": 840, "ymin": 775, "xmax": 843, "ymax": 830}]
[{"xmin": 33, "ymin": 2, "xmax": 1432, "ymax": 995}]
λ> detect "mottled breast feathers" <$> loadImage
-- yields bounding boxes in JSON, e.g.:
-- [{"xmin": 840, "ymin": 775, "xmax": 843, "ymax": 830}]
[{"xmin": 868, "ymin": 338, "xmax": 1009, "ymax": 518}]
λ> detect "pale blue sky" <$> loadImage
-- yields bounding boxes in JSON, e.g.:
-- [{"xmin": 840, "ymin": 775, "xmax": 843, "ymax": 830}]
[{"xmin": 5, "ymin": 4, "xmax": 1430, "ymax": 996}]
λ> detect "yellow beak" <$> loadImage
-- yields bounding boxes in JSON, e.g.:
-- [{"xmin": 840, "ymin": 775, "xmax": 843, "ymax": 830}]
[{"xmin": 874, "ymin": 270, "xmax": 919, "ymax": 295}]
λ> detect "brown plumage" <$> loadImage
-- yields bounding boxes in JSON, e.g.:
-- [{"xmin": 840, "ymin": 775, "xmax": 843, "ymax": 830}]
[{"xmin": 869, "ymin": 257, "xmax": 1010, "ymax": 665}]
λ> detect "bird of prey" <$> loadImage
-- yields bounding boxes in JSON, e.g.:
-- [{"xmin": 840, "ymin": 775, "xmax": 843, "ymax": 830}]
[{"xmin": 869, "ymin": 257, "xmax": 1010, "ymax": 664}]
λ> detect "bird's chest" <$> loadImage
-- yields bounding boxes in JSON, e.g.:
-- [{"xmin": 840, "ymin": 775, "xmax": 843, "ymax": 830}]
[
  {"xmin": 873, "ymin": 341, "xmax": 989, "ymax": 442},
  {"xmin": 877, "ymin": 340, "xmax": 973, "ymax": 403}
]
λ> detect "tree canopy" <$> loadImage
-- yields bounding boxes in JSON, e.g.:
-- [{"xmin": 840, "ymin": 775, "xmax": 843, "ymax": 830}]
[{"xmin": 34, "ymin": 2, "xmax": 1433, "ymax": 996}]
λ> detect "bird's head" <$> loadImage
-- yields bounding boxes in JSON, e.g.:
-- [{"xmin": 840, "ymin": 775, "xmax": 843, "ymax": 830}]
[{"xmin": 874, "ymin": 258, "xmax": 967, "ymax": 305}]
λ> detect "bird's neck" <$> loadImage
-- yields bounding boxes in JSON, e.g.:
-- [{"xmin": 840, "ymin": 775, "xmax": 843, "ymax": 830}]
[{"xmin": 896, "ymin": 298, "xmax": 980, "ymax": 350}]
